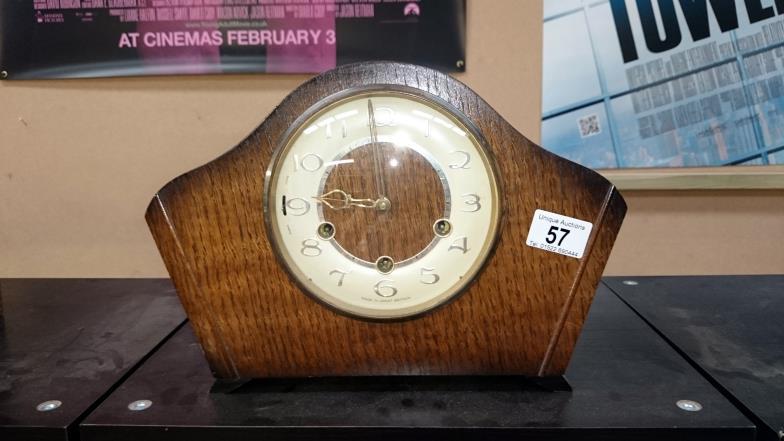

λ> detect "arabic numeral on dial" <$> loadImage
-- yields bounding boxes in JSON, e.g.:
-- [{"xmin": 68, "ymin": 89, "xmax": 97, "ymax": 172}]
[
  {"xmin": 419, "ymin": 267, "xmax": 440, "ymax": 285},
  {"xmin": 329, "ymin": 269, "xmax": 349, "ymax": 286},
  {"xmin": 461, "ymin": 194, "xmax": 481, "ymax": 212},
  {"xmin": 300, "ymin": 239, "xmax": 322, "ymax": 257},
  {"xmin": 374, "ymin": 279, "xmax": 398, "ymax": 297},
  {"xmin": 294, "ymin": 153, "xmax": 324, "ymax": 172},
  {"xmin": 448, "ymin": 236, "xmax": 470, "ymax": 254},
  {"xmin": 284, "ymin": 197, "xmax": 310, "ymax": 216},
  {"xmin": 449, "ymin": 151, "xmax": 471, "ymax": 169},
  {"xmin": 325, "ymin": 121, "xmax": 333, "ymax": 138},
  {"xmin": 372, "ymin": 107, "xmax": 396, "ymax": 127}
]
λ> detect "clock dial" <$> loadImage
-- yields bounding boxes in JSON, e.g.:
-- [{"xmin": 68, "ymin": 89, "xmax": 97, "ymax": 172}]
[{"xmin": 266, "ymin": 90, "xmax": 501, "ymax": 319}]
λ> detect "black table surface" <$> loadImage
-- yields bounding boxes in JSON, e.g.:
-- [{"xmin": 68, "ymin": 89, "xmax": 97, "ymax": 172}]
[
  {"xmin": 0, "ymin": 279, "xmax": 186, "ymax": 441},
  {"xmin": 607, "ymin": 275, "xmax": 784, "ymax": 441},
  {"xmin": 80, "ymin": 283, "xmax": 754, "ymax": 441}
]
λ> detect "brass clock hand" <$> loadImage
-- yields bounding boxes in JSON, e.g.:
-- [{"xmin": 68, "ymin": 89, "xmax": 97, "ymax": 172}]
[
  {"xmin": 313, "ymin": 189, "xmax": 378, "ymax": 210},
  {"xmin": 367, "ymin": 99, "xmax": 391, "ymax": 212}
]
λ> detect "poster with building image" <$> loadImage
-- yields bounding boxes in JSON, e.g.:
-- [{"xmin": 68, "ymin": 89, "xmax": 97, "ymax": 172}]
[{"xmin": 542, "ymin": 0, "xmax": 784, "ymax": 168}]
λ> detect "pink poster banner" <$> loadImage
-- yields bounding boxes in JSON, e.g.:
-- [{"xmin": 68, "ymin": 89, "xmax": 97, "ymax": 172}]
[{"xmin": 0, "ymin": 0, "xmax": 465, "ymax": 79}]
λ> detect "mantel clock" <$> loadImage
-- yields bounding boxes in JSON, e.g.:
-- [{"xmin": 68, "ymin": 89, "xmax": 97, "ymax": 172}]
[{"xmin": 147, "ymin": 62, "xmax": 626, "ymax": 380}]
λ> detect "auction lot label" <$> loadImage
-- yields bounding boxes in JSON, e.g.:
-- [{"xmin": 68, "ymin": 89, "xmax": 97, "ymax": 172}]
[{"xmin": 526, "ymin": 209, "xmax": 593, "ymax": 259}]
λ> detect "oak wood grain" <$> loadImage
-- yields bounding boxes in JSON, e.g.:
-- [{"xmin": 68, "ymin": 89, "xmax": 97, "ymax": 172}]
[{"xmin": 146, "ymin": 62, "xmax": 626, "ymax": 378}]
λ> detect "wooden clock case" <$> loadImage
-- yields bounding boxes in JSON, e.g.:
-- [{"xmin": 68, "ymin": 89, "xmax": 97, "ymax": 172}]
[{"xmin": 146, "ymin": 62, "xmax": 626, "ymax": 380}]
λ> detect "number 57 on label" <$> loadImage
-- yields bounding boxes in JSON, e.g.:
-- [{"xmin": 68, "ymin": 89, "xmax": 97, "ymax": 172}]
[{"xmin": 525, "ymin": 209, "xmax": 593, "ymax": 259}]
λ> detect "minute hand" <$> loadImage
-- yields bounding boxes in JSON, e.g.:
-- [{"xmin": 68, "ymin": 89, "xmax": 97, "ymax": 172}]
[{"xmin": 367, "ymin": 99, "xmax": 388, "ymax": 199}]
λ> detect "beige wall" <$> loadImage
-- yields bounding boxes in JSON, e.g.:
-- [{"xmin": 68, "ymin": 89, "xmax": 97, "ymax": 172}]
[
  {"xmin": 1, "ymin": 1, "xmax": 782, "ymax": 277},
  {"xmin": 607, "ymin": 190, "xmax": 784, "ymax": 276}
]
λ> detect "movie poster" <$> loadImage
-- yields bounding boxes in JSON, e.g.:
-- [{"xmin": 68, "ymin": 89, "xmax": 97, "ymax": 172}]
[
  {"xmin": 542, "ymin": 0, "xmax": 784, "ymax": 168},
  {"xmin": 0, "ymin": 0, "xmax": 465, "ymax": 79}
]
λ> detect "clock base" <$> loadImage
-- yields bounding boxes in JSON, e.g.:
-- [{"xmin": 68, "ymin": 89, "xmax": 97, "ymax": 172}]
[{"xmin": 209, "ymin": 375, "xmax": 572, "ymax": 395}]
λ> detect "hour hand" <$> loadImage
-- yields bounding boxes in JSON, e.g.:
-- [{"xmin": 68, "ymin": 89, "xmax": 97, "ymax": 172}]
[{"xmin": 313, "ymin": 189, "xmax": 377, "ymax": 210}]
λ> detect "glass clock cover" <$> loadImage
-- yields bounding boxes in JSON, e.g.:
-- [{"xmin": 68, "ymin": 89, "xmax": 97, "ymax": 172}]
[{"xmin": 266, "ymin": 90, "xmax": 501, "ymax": 319}]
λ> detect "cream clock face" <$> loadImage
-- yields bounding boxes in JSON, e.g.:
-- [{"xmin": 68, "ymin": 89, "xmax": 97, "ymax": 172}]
[{"xmin": 265, "ymin": 90, "xmax": 501, "ymax": 320}]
